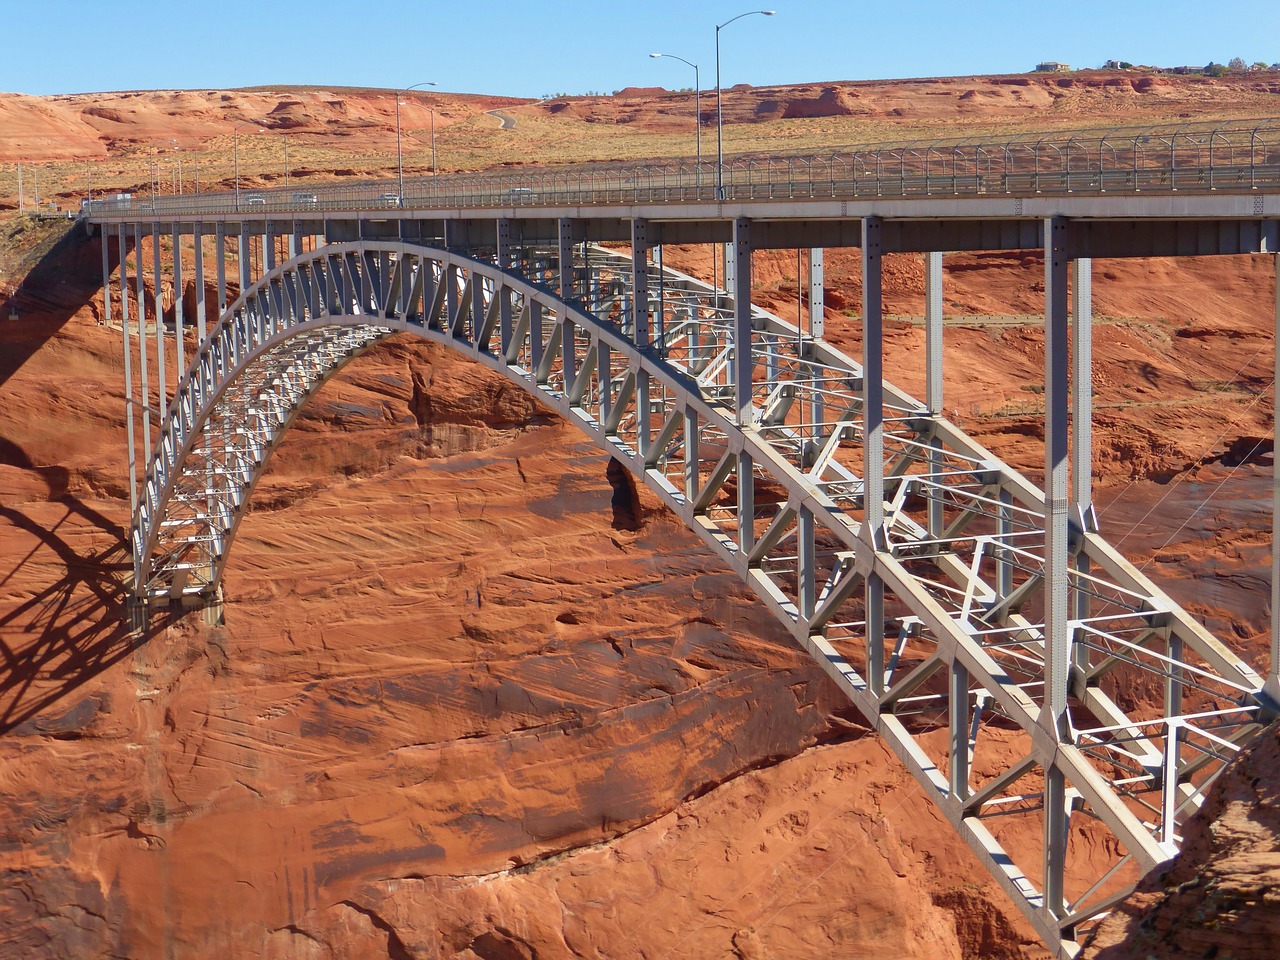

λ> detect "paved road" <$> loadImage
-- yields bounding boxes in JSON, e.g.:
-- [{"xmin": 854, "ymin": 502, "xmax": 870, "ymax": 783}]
[{"xmin": 486, "ymin": 109, "xmax": 516, "ymax": 130}]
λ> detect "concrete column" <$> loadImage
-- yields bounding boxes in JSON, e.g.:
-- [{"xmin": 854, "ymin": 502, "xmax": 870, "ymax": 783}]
[
  {"xmin": 732, "ymin": 217, "xmax": 752, "ymax": 427},
  {"xmin": 808, "ymin": 247, "xmax": 824, "ymax": 339},
  {"xmin": 925, "ymin": 250, "xmax": 945, "ymax": 537},
  {"xmin": 863, "ymin": 216, "xmax": 886, "ymax": 696}
]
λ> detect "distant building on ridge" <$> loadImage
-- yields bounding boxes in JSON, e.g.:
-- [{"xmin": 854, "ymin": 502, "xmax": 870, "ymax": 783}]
[{"xmin": 1035, "ymin": 61, "xmax": 1072, "ymax": 73}]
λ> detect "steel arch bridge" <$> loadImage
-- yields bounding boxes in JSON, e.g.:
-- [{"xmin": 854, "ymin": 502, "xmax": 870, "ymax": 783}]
[{"xmin": 86, "ymin": 116, "xmax": 1280, "ymax": 958}]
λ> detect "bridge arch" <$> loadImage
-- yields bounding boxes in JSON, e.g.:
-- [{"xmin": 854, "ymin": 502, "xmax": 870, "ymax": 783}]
[{"xmin": 129, "ymin": 237, "xmax": 1270, "ymax": 957}]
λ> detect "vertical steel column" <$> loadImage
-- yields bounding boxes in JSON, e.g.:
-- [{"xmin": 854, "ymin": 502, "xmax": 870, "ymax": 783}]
[
  {"xmin": 558, "ymin": 217, "xmax": 576, "ymax": 302},
  {"xmin": 1043, "ymin": 217, "xmax": 1072, "ymax": 732},
  {"xmin": 631, "ymin": 219, "xmax": 651, "ymax": 456},
  {"xmin": 732, "ymin": 217, "xmax": 752, "ymax": 427},
  {"xmin": 723, "ymin": 240, "xmax": 735, "ymax": 301},
  {"xmin": 631, "ymin": 218, "xmax": 649, "ymax": 345},
  {"xmin": 1270, "ymin": 252, "xmax": 1280, "ymax": 701},
  {"xmin": 862, "ymin": 217, "xmax": 886, "ymax": 696},
  {"xmin": 287, "ymin": 222, "xmax": 298, "ymax": 260},
  {"xmin": 949, "ymin": 661, "xmax": 970, "ymax": 799},
  {"xmin": 100, "ymin": 227, "xmax": 113, "ymax": 329},
  {"xmin": 264, "ymin": 222, "xmax": 276, "ymax": 274},
  {"xmin": 1072, "ymin": 258, "xmax": 1094, "ymax": 629},
  {"xmin": 238, "ymin": 222, "xmax": 251, "ymax": 296},
  {"xmin": 134, "ymin": 223, "xmax": 152, "ymax": 465},
  {"xmin": 497, "ymin": 218, "xmax": 513, "ymax": 351},
  {"xmin": 115, "ymin": 225, "xmax": 138, "ymax": 521},
  {"xmin": 1042, "ymin": 216, "xmax": 1072, "ymax": 923},
  {"xmin": 925, "ymin": 250, "xmax": 945, "ymax": 537},
  {"xmin": 215, "ymin": 222, "xmax": 227, "ymax": 316},
  {"xmin": 152, "ymin": 227, "xmax": 165, "ymax": 409},
  {"xmin": 193, "ymin": 222, "xmax": 206, "ymax": 344},
  {"xmin": 684, "ymin": 408, "xmax": 699, "ymax": 504},
  {"xmin": 799, "ymin": 506, "xmax": 816, "ymax": 621},
  {"xmin": 172, "ymin": 223, "xmax": 185, "ymax": 376},
  {"xmin": 739, "ymin": 447, "xmax": 755, "ymax": 555},
  {"xmin": 807, "ymin": 247, "xmax": 824, "ymax": 339}
]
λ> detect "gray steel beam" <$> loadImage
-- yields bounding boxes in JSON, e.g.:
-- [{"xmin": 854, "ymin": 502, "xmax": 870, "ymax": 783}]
[
  {"xmin": 216, "ymin": 222, "xmax": 227, "ymax": 316},
  {"xmin": 1072, "ymin": 258, "xmax": 1094, "ymax": 627},
  {"xmin": 115, "ymin": 224, "xmax": 138, "ymax": 522},
  {"xmin": 1043, "ymin": 216, "xmax": 1071, "ymax": 734},
  {"xmin": 808, "ymin": 248, "xmax": 824, "ymax": 339},
  {"xmin": 864, "ymin": 216, "xmax": 886, "ymax": 696},
  {"xmin": 173, "ymin": 223, "xmax": 184, "ymax": 375},
  {"xmin": 732, "ymin": 218, "xmax": 753, "ymax": 427},
  {"xmin": 926, "ymin": 250, "xmax": 944, "ymax": 537},
  {"xmin": 194, "ymin": 222, "xmax": 206, "ymax": 344},
  {"xmin": 153, "ymin": 227, "xmax": 165, "ymax": 408},
  {"xmin": 631, "ymin": 218, "xmax": 649, "ymax": 345},
  {"xmin": 559, "ymin": 217, "xmax": 577, "ymax": 302},
  {"xmin": 134, "ymin": 223, "xmax": 151, "ymax": 465}
]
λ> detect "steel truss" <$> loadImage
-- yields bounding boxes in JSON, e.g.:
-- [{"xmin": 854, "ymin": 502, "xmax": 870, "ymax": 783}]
[{"xmin": 128, "ymin": 239, "xmax": 1272, "ymax": 958}]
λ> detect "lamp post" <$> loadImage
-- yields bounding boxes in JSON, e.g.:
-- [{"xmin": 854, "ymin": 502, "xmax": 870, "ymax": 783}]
[
  {"xmin": 650, "ymin": 52, "xmax": 701, "ymax": 183},
  {"xmin": 397, "ymin": 81, "xmax": 437, "ymax": 203},
  {"xmin": 232, "ymin": 121, "xmax": 262, "ymax": 208},
  {"xmin": 716, "ymin": 9, "xmax": 775, "ymax": 200}
]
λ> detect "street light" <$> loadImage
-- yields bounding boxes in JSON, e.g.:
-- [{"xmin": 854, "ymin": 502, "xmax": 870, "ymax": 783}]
[
  {"xmin": 233, "ymin": 121, "xmax": 263, "ymax": 208},
  {"xmin": 397, "ymin": 81, "xmax": 437, "ymax": 203},
  {"xmin": 716, "ymin": 9, "xmax": 775, "ymax": 200},
  {"xmin": 650, "ymin": 53, "xmax": 701, "ymax": 182}
]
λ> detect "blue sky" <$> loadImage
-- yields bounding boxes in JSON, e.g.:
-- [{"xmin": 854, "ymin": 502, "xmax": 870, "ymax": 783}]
[{"xmin": 3, "ymin": 1, "xmax": 1275, "ymax": 98}]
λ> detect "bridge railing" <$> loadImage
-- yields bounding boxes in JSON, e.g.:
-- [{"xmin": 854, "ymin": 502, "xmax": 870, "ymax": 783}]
[{"xmin": 84, "ymin": 116, "xmax": 1280, "ymax": 219}]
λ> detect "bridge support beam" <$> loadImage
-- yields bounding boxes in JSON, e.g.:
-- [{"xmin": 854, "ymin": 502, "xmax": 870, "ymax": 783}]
[
  {"xmin": 115, "ymin": 224, "xmax": 138, "ymax": 523},
  {"xmin": 863, "ymin": 216, "xmax": 886, "ymax": 695},
  {"xmin": 808, "ymin": 248, "xmax": 824, "ymax": 339},
  {"xmin": 925, "ymin": 250, "xmax": 944, "ymax": 537},
  {"xmin": 194, "ymin": 223, "xmax": 206, "ymax": 343},
  {"xmin": 732, "ymin": 217, "xmax": 753, "ymax": 427},
  {"xmin": 1043, "ymin": 216, "xmax": 1072, "ymax": 921},
  {"xmin": 1072, "ymin": 258, "xmax": 1094, "ymax": 627},
  {"xmin": 134, "ymin": 223, "xmax": 152, "ymax": 465},
  {"xmin": 152, "ymin": 227, "xmax": 165, "ymax": 408},
  {"xmin": 216, "ymin": 222, "xmax": 227, "ymax": 315},
  {"xmin": 238, "ymin": 223, "xmax": 250, "ymax": 298},
  {"xmin": 172, "ymin": 223, "xmax": 185, "ymax": 375}
]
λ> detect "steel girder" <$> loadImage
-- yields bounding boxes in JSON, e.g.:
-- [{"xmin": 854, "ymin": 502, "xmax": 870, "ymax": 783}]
[{"xmin": 130, "ymin": 240, "xmax": 1271, "ymax": 958}]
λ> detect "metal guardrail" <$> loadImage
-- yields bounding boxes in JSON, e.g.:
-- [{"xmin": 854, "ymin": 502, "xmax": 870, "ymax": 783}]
[{"xmin": 83, "ymin": 116, "xmax": 1280, "ymax": 219}]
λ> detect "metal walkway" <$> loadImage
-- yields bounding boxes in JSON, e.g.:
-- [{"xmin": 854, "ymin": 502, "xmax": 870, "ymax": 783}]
[{"xmin": 85, "ymin": 116, "xmax": 1280, "ymax": 958}]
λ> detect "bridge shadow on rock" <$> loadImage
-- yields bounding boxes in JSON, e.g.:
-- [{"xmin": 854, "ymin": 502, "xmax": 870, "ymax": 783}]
[
  {"xmin": 0, "ymin": 223, "xmax": 113, "ymax": 388},
  {"xmin": 0, "ymin": 437, "xmax": 172, "ymax": 736}
]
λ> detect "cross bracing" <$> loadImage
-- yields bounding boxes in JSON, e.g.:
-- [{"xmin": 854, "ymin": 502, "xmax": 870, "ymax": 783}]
[{"xmin": 108, "ymin": 232, "xmax": 1275, "ymax": 958}]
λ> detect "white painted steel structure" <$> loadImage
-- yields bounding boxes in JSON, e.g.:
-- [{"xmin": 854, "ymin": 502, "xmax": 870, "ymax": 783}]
[{"xmin": 85, "ymin": 117, "xmax": 1280, "ymax": 959}]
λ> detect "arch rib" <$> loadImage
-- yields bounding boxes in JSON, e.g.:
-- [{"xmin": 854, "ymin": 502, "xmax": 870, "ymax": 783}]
[{"xmin": 131, "ymin": 239, "xmax": 1273, "ymax": 959}]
